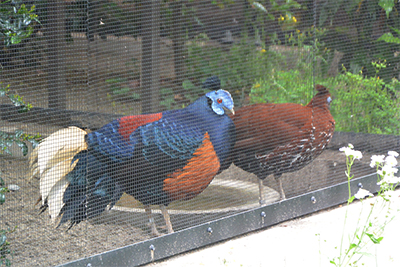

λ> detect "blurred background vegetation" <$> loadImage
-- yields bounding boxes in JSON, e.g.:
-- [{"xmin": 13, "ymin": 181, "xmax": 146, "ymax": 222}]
[{"xmin": 1, "ymin": 0, "xmax": 400, "ymax": 135}]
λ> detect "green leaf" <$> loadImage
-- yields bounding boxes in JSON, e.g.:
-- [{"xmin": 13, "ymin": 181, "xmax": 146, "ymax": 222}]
[
  {"xmin": 14, "ymin": 130, "xmax": 23, "ymax": 138},
  {"xmin": 112, "ymin": 87, "xmax": 130, "ymax": 95},
  {"xmin": 131, "ymin": 92, "xmax": 141, "ymax": 100},
  {"xmin": 15, "ymin": 140, "xmax": 28, "ymax": 156},
  {"xmin": 182, "ymin": 79, "xmax": 196, "ymax": 91},
  {"xmin": 390, "ymin": 26, "xmax": 400, "ymax": 36},
  {"xmin": 377, "ymin": 32, "xmax": 400, "ymax": 44},
  {"xmin": 160, "ymin": 88, "xmax": 174, "ymax": 95},
  {"xmin": 379, "ymin": 0, "xmax": 395, "ymax": 18},
  {"xmin": 10, "ymin": 35, "xmax": 20, "ymax": 45},
  {"xmin": 349, "ymin": 243, "xmax": 358, "ymax": 250},
  {"xmin": 366, "ymin": 233, "xmax": 383, "ymax": 244},
  {"xmin": 106, "ymin": 78, "xmax": 127, "ymax": 84}
]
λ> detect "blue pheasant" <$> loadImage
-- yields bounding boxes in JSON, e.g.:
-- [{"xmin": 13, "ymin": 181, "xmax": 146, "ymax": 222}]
[{"xmin": 30, "ymin": 87, "xmax": 236, "ymax": 236}]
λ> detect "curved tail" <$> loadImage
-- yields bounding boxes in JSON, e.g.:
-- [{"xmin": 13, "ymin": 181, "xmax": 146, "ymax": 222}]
[
  {"xmin": 56, "ymin": 151, "xmax": 123, "ymax": 229},
  {"xmin": 29, "ymin": 126, "xmax": 88, "ymax": 223}
]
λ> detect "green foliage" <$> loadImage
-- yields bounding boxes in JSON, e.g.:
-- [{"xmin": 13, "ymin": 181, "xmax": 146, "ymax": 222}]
[
  {"xmin": 379, "ymin": 0, "xmax": 396, "ymax": 18},
  {"xmin": 0, "ymin": 0, "xmax": 39, "ymax": 46},
  {"xmin": 249, "ymin": 59, "xmax": 400, "ymax": 135},
  {"xmin": 378, "ymin": 26, "xmax": 400, "ymax": 44},
  {"xmin": 0, "ymin": 82, "xmax": 40, "ymax": 156},
  {"xmin": 327, "ymin": 66, "xmax": 400, "ymax": 135},
  {"xmin": 105, "ymin": 58, "xmax": 141, "ymax": 102},
  {"xmin": 247, "ymin": 18, "xmax": 400, "ymax": 135},
  {"xmin": 330, "ymin": 146, "xmax": 398, "ymax": 266},
  {"xmin": 105, "ymin": 78, "xmax": 140, "ymax": 101},
  {"xmin": 249, "ymin": 69, "xmax": 313, "ymax": 105},
  {"xmin": 0, "ymin": 229, "xmax": 12, "ymax": 266},
  {"xmin": 0, "ymin": 130, "xmax": 41, "ymax": 156},
  {"xmin": 211, "ymin": 0, "xmax": 235, "ymax": 9},
  {"xmin": 245, "ymin": 19, "xmax": 400, "ymax": 135},
  {"xmin": 317, "ymin": 0, "xmax": 399, "ymax": 84},
  {"xmin": 185, "ymin": 33, "xmax": 281, "ymax": 106},
  {"xmin": 0, "ymin": 83, "xmax": 32, "ymax": 113},
  {"xmin": 248, "ymin": 0, "xmax": 301, "ymax": 25},
  {"xmin": 181, "ymin": 0, "xmax": 304, "ymax": 107},
  {"xmin": 159, "ymin": 79, "xmax": 210, "ymax": 110},
  {"xmin": 0, "ymin": 0, "xmax": 40, "ymax": 160},
  {"xmin": 285, "ymin": 27, "xmax": 331, "ymax": 73},
  {"xmin": 318, "ymin": 0, "xmax": 359, "ymax": 27},
  {"xmin": 249, "ymin": 25, "xmax": 331, "ymax": 105},
  {"xmin": 0, "ymin": 225, "xmax": 15, "ymax": 267}
]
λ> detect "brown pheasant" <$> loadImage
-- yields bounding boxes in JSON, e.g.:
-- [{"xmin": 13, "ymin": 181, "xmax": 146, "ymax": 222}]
[{"xmin": 231, "ymin": 85, "xmax": 335, "ymax": 203}]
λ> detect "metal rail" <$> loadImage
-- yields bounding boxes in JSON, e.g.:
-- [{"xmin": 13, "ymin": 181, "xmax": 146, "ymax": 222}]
[{"xmin": 59, "ymin": 172, "xmax": 380, "ymax": 267}]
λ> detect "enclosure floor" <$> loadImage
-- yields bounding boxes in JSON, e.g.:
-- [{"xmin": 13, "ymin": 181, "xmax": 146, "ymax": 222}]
[
  {"xmin": 146, "ymin": 189, "xmax": 400, "ymax": 267},
  {"xmin": 0, "ymin": 147, "xmax": 374, "ymax": 266}
]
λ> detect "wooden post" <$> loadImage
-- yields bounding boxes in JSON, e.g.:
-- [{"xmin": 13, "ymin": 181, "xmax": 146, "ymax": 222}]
[
  {"xmin": 45, "ymin": 0, "xmax": 69, "ymax": 123},
  {"xmin": 141, "ymin": 0, "xmax": 160, "ymax": 114},
  {"xmin": 171, "ymin": 1, "xmax": 185, "ymax": 99}
]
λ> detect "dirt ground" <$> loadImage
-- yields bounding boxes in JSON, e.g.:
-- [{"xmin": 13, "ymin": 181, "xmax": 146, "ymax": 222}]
[{"xmin": 0, "ymin": 145, "xmax": 377, "ymax": 267}]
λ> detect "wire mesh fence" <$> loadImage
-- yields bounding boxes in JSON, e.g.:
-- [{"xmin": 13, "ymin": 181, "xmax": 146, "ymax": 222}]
[{"xmin": 0, "ymin": 0, "xmax": 399, "ymax": 266}]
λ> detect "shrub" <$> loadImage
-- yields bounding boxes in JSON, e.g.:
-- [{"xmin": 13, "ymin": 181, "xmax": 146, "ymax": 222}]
[
  {"xmin": 249, "ymin": 63, "xmax": 400, "ymax": 135},
  {"xmin": 327, "ymin": 69, "xmax": 400, "ymax": 134}
]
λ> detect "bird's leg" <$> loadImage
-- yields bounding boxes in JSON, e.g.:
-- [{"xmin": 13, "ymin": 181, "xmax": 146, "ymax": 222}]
[
  {"xmin": 258, "ymin": 179, "xmax": 266, "ymax": 205},
  {"xmin": 159, "ymin": 204, "xmax": 174, "ymax": 234},
  {"xmin": 144, "ymin": 205, "xmax": 160, "ymax": 237},
  {"xmin": 277, "ymin": 177, "xmax": 286, "ymax": 200}
]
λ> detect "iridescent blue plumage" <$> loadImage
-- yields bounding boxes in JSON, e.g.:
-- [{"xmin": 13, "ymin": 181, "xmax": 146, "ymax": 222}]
[
  {"xmin": 41, "ymin": 89, "xmax": 236, "ymax": 234},
  {"xmin": 139, "ymin": 116, "xmax": 203, "ymax": 161},
  {"xmin": 86, "ymin": 120, "xmax": 136, "ymax": 162}
]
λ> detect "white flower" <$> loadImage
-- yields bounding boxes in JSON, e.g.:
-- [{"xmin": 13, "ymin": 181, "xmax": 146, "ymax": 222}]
[
  {"xmin": 354, "ymin": 188, "xmax": 373, "ymax": 199},
  {"xmin": 353, "ymin": 150, "xmax": 363, "ymax": 159},
  {"xmin": 339, "ymin": 144, "xmax": 362, "ymax": 159},
  {"xmin": 339, "ymin": 146, "xmax": 351, "ymax": 156},
  {"xmin": 385, "ymin": 155, "xmax": 398, "ymax": 167},
  {"xmin": 386, "ymin": 176, "xmax": 400, "ymax": 184},
  {"xmin": 370, "ymin": 155, "xmax": 385, "ymax": 168},
  {"xmin": 379, "ymin": 165, "xmax": 398, "ymax": 177},
  {"xmin": 388, "ymin": 151, "xmax": 399, "ymax": 158},
  {"xmin": 377, "ymin": 175, "xmax": 400, "ymax": 185}
]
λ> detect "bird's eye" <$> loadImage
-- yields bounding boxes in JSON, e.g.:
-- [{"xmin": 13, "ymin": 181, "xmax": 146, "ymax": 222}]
[{"xmin": 217, "ymin": 98, "xmax": 223, "ymax": 104}]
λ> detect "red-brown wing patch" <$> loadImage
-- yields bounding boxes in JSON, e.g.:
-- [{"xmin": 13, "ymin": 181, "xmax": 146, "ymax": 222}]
[
  {"xmin": 118, "ymin": 113, "xmax": 162, "ymax": 140},
  {"xmin": 163, "ymin": 132, "xmax": 220, "ymax": 202}
]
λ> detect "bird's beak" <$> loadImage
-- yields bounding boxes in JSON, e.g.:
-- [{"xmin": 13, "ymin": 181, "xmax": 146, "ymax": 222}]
[{"xmin": 223, "ymin": 107, "xmax": 235, "ymax": 115}]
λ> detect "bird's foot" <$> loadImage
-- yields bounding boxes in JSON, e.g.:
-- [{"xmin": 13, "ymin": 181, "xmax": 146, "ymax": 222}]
[
  {"xmin": 259, "ymin": 197, "xmax": 268, "ymax": 205},
  {"xmin": 159, "ymin": 204, "xmax": 174, "ymax": 234},
  {"xmin": 159, "ymin": 224, "xmax": 174, "ymax": 234},
  {"xmin": 148, "ymin": 222, "xmax": 161, "ymax": 237},
  {"xmin": 258, "ymin": 179, "xmax": 267, "ymax": 206}
]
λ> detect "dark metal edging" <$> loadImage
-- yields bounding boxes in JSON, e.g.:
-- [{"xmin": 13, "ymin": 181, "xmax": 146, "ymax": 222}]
[{"xmin": 58, "ymin": 172, "xmax": 379, "ymax": 267}]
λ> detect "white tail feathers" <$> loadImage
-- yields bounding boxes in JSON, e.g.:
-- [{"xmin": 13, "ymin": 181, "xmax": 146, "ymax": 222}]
[{"xmin": 29, "ymin": 126, "xmax": 88, "ymax": 222}]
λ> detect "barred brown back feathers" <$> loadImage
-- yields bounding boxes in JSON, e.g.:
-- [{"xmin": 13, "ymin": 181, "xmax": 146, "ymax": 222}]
[{"xmin": 231, "ymin": 85, "xmax": 335, "ymax": 203}]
